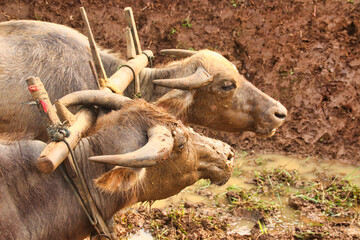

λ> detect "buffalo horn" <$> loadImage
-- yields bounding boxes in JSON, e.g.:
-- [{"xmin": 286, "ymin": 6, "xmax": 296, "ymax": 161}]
[
  {"xmin": 152, "ymin": 67, "xmax": 213, "ymax": 90},
  {"xmin": 59, "ymin": 90, "xmax": 131, "ymax": 110},
  {"xmin": 89, "ymin": 125, "xmax": 174, "ymax": 168},
  {"xmin": 161, "ymin": 49, "xmax": 197, "ymax": 57}
]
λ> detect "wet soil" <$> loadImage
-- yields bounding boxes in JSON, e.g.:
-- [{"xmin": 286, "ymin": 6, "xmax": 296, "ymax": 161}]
[{"xmin": 1, "ymin": 0, "xmax": 359, "ymax": 239}]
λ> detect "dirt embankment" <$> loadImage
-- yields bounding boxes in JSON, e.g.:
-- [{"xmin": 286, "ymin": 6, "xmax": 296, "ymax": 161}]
[{"xmin": 0, "ymin": 0, "xmax": 359, "ymax": 164}]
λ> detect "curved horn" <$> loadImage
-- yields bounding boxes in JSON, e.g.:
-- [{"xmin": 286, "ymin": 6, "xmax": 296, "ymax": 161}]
[
  {"xmin": 89, "ymin": 125, "xmax": 174, "ymax": 168},
  {"xmin": 58, "ymin": 90, "xmax": 131, "ymax": 110},
  {"xmin": 161, "ymin": 49, "xmax": 197, "ymax": 57},
  {"xmin": 152, "ymin": 67, "xmax": 213, "ymax": 90}
]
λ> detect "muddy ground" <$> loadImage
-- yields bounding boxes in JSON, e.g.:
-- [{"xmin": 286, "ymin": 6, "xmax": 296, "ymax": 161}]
[{"xmin": 0, "ymin": 0, "xmax": 359, "ymax": 239}]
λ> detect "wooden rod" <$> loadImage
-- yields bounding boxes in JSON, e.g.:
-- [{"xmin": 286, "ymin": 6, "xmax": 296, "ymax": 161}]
[
  {"xmin": 124, "ymin": 7, "xmax": 142, "ymax": 55},
  {"xmin": 55, "ymin": 101, "xmax": 76, "ymax": 126},
  {"xmin": 125, "ymin": 26, "xmax": 140, "ymax": 96},
  {"xmin": 80, "ymin": 7, "xmax": 108, "ymax": 83},
  {"xmin": 125, "ymin": 27, "xmax": 136, "ymax": 59}
]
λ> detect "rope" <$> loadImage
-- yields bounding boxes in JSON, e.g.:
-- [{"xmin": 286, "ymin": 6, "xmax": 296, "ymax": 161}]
[
  {"xmin": 62, "ymin": 140, "xmax": 99, "ymax": 227},
  {"xmin": 117, "ymin": 64, "xmax": 141, "ymax": 98},
  {"xmin": 47, "ymin": 123, "xmax": 71, "ymax": 142},
  {"xmin": 117, "ymin": 64, "xmax": 136, "ymax": 79},
  {"xmin": 134, "ymin": 92, "xmax": 141, "ymax": 99},
  {"xmin": 59, "ymin": 165, "xmax": 98, "ymax": 226},
  {"xmin": 27, "ymin": 84, "xmax": 47, "ymax": 98},
  {"xmin": 142, "ymin": 51, "xmax": 154, "ymax": 68},
  {"xmin": 59, "ymin": 138, "xmax": 111, "ymax": 239}
]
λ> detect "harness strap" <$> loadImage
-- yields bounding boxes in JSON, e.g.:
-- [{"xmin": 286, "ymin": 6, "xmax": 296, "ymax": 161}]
[
  {"xmin": 117, "ymin": 64, "xmax": 136, "ymax": 78},
  {"xmin": 60, "ymin": 139, "xmax": 112, "ymax": 239},
  {"xmin": 117, "ymin": 64, "xmax": 141, "ymax": 98},
  {"xmin": 142, "ymin": 51, "xmax": 153, "ymax": 68},
  {"xmin": 59, "ymin": 165, "xmax": 98, "ymax": 226}
]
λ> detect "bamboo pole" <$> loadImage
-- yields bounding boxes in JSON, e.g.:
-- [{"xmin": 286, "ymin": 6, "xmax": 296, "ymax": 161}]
[
  {"xmin": 80, "ymin": 7, "xmax": 108, "ymax": 84},
  {"xmin": 125, "ymin": 27, "xmax": 136, "ymax": 59},
  {"xmin": 54, "ymin": 101, "xmax": 77, "ymax": 126},
  {"xmin": 124, "ymin": 7, "xmax": 142, "ymax": 96},
  {"xmin": 124, "ymin": 7, "xmax": 142, "ymax": 55}
]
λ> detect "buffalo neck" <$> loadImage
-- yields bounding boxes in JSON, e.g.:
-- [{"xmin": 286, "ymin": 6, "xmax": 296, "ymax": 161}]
[
  {"xmin": 126, "ymin": 66, "xmax": 179, "ymax": 101},
  {"xmin": 72, "ymin": 123, "xmax": 149, "ymax": 220},
  {"xmin": 71, "ymin": 137, "xmax": 134, "ymax": 221}
]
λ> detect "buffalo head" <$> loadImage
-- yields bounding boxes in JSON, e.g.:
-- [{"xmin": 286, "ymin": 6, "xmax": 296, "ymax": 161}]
[
  {"xmin": 59, "ymin": 91, "xmax": 234, "ymax": 201},
  {"xmin": 141, "ymin": 49, "xmax": 287, "ymax": 137}
]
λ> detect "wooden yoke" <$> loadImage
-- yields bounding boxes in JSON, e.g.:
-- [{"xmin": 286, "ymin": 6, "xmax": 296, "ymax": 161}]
[
  {"xmin": 34, "ymin": 7, "xmax": 153, "ymax": 174},
  {"xmin": 36, "ymin": 109, "xmax": 96, "ymax": 173}
]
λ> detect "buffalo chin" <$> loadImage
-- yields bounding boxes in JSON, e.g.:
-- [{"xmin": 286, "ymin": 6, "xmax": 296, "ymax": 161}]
[
  {"xmin": 209, "ymin": 172, "xmax": 232, "ymax": 186},
  {"xmin": 213, "ymin": 178, "xmax": 229, "ymax": 186},
  {"xmin": 255, "ymin": 128, "xmax": 277, "ymax": 139}
]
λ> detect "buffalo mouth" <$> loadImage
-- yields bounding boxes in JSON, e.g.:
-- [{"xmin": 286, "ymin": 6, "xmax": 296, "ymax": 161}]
[
  {"xmin": 212, "ymin": 172, "xmax": 232, "ymax": 186},
  {"xmin": 199, "ymin": 158, "xmax": 233, "ymax": 186},
  {"xmin": 255, "ymin": 128, "xmax": 277, "ymax": 138}
]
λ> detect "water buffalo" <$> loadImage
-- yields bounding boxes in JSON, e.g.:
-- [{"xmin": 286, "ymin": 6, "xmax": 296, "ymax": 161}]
[
  {"xmin": 0, "ymin": 94, "xmax": 234, "ymax": 239},
  {"xmin": 0, "ymin": 20, "xmax": 286, "ymax": 141}
]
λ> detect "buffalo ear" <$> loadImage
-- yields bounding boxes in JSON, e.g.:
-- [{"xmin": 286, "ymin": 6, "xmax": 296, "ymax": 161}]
[
  {"xmin": 95, "ymin": 167, "xmax": 144, "ymax": 193},
  {"xmin": 155, "ymin": 90, "xmax": 193, "ymax": 122}
]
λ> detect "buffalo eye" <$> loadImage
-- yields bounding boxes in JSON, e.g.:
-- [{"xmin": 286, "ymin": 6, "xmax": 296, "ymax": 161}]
[
  {"xmin": 221, "ymin": 81, "xmax": 236, "ymax": 91},
  {"xmin": 176, "ymin": 136, "xmax": 187, "ymax": 149},
  {"xmin": 172, "ymin": 129, "xmax": 188, "ymax": 151}
]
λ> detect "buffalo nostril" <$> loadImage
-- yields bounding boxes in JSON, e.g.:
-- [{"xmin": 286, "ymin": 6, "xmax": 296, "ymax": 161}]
[
  {"xmin": 227, "ymin": 152, "xmax": 234, "ymax": 161},
  {"xmin": 274, "ymin": 112, "xmax": 286, "ymax": 120}
]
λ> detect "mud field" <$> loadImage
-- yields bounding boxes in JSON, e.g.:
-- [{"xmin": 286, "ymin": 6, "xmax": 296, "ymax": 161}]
[{"xmin": 0, "ymin": 0, "xmax": 359, "ymax": 239}]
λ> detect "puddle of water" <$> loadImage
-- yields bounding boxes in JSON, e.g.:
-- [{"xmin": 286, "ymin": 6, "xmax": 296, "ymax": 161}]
[
  {"xmin": 151, "ymin": 189, "xmax": 206, "ymax": 208},
  {"xmin": 127, "ymin": 229, "xmax": 153, "ymax": 240},
  {"xmin": 240, "ymin": 154, "xmax": 360, "ymax": 186},
  {"xmin": 150, "ymin": 153, "xmax": 360, "ymax": 235},
  {"xmin": 228, "ymin": 219, "xmax": 255, "ymax": 235}
]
